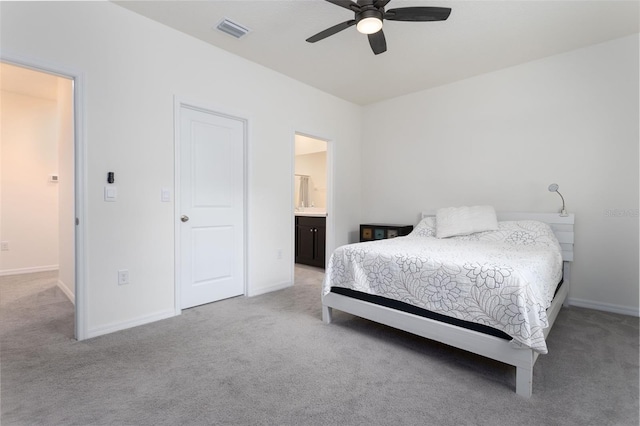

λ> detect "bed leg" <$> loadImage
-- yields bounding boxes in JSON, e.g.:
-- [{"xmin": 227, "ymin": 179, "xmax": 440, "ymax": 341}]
[
  {"xmin": 562, "ymin": 262, "xmax": 572, "ymax": 308},
  {"xmin": 322, "ymin": 305, "xmax": 332, "ymax": 324},
  {"xmin": 515, "ymin": 366, "xmax": 533, "ymax": 397}
]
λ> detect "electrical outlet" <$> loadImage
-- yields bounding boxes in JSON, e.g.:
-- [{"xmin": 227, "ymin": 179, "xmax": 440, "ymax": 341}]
[
  {"xmin": 0, "ymin": 241, "xmax": 8, "ymax": 251},
  {"xmin": 277, "ymin": 249, "xmax": 282, "ymax": 260},
  {"xmin": 118, "ymin": 269, "xmax": 129, "ymax": 285}
]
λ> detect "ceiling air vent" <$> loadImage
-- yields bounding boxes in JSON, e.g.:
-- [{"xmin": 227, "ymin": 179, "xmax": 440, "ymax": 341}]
[{"xmin": 215, "ymin": 18, "xmax": 251, "ymax": 39}]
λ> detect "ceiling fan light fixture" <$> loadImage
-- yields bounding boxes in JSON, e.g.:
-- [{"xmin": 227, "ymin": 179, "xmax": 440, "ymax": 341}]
[{"xmin": 357, "ymin": 17, "xmax": 383, "ymax": 34}]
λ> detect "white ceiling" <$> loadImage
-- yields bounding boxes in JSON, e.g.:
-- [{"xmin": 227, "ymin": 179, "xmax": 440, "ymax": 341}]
[{"xmin": 117, "ymin": 1, "xmax": 637, "ymax": 105}]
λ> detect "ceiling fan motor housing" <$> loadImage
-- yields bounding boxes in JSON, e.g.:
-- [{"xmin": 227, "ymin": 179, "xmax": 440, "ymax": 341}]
[{"xmin": 357, "ymin": 8, "xmax": 383, "ymax": 24}]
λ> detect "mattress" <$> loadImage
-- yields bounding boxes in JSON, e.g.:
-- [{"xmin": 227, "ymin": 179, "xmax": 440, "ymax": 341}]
[{"xmin": 323, "ymin": 219, "xmax": 564, "ymax": 353}]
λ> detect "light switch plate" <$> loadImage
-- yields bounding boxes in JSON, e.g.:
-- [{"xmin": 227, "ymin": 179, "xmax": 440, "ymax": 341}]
[
  {"xmin": 161, "ymin": 187, "xmax": 171, "ymax": 202},
  {"xmin": 104, "ymin": 186, "xmax": 117, "ymax": 202}
]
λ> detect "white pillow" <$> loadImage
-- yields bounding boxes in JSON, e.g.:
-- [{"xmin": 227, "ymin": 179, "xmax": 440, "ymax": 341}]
[
  {"xmin": 436, "ymin": 205, "xmax": 498, "ymax": 238},
  {"xmin": 408, "ymin": 217, "xmax": 436, "ymax": 237}
]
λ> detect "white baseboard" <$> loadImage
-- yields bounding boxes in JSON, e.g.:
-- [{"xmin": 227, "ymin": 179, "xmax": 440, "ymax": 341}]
[
  {"xmin": 57, "ymin": 279, "xmax": 75, "ymax": 305},
  {"xmin": 568, "ymin": 297, "xmax": 639, "ymax": 317},
  {"xmin": 0, "ymin": 265, "xmax": 59, "ymax": 277},
  {"xmin": 86, "ymin": 309, "xmax": 177, "ymax": 339},
  {"xmin": 247, "ymin": 281, "xmax": 292, "ymax": 297}
]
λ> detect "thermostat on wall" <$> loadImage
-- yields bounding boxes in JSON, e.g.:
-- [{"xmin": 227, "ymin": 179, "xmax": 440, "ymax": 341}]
[{"xmin": 49, "ymin": 175, "xmax": 59, "ymax": 183}]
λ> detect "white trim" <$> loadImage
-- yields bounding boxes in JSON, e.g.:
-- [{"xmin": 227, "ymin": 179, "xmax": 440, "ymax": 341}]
[
  {"xmin": 247, "ymin": 281, "xmax": 292, "ymax": 297},
  {"xmin": 57, "ymin": 279, "xmax": 75, "ymax": 305},
  {"xmin": 325, "ymin": 137, "xmax": 335, "ymax": 259},
  {"xmin": 173, "ymin": 100, "xmax": 182, "ymax": 315},
  {"xmin": 0, "ymin": 265, "xmax": 59, "ymax": 276},
  {"xmin": 568, "ymin": 297, "xmax": 639, "ymax": 317},
  {"xmin": 73, "ymin": 62, "xmax": 88, "ymax": 341},
  {"xmin": 290, "ymin": 133, "xmax": 297, "ymax": 283},
  {"xmin": 173, "ymin": 96, "xmax": 249, "ymax": 313},
  {"xmin": 86, "ymin": 309, "xmax": 176, "ymax": 339},
  {"xmin": 0, "ymin": 51, "xmax": 88, "ymax": 341}
]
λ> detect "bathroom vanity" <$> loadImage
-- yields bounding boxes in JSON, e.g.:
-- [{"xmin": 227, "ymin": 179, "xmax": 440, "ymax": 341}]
[{"xmin": 295, "ymin": 211, "xmax": 326, "ymax": 268}]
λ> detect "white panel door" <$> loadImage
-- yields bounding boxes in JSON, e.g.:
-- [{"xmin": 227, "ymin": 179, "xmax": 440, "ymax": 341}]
[{"xmin": 180, "ymin": 106, "xmax": 244, "ymax": 309}]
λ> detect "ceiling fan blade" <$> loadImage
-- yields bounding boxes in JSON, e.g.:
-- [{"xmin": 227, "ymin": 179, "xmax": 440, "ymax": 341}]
[
  {"xmin": 368, "ymin": 30, "xmax": 387, "ymax": 55},
  {"xmin": 374, "ymin": 0, "xmax": 392, "ymax": 8},
  {"xmin": 325, "ymin": 0, "xmax": 361, "ymax": 12},
  {"xmin": 306, "ymin": 20, "xmax": 356, "ymax": 43},
  {"xmin": 384, "ymin": 7, "xmax": 452, "ymax": 22}
]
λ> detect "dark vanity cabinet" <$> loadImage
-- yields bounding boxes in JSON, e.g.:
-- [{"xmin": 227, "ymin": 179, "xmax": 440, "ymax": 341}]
[{"xmin": 295, "ymin": 216, "xmax": 326, "ymax": 268}]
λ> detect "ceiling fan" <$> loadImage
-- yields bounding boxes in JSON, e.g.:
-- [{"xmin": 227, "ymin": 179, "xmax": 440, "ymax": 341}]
[{"xmin": 306, "ymin": 0, "xmax": 451, "ymax": 55}]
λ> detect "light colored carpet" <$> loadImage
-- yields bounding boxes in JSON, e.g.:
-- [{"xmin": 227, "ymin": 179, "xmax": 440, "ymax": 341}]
[{"xmin": 1, "ymin": 267, "xmax": 638, "ymax": 426}]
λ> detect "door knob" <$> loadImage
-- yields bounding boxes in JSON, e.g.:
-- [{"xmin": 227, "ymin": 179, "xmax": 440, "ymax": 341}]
[{"xmin": 181, "ymin": 215, "xmax": 189, "ymax": 223}]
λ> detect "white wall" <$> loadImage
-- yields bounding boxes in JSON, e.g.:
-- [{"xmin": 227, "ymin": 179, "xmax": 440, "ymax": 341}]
[
  {"xmin": 361, "ymin": 35, "xmax": 639, "ymax": 315},
  {"xmin": 0, "ymin": 1, "xmax": 362, "ymax": 336},
  {"xmin": 0, "ymin": 91, "xmax": 59, "ymax": 274}
]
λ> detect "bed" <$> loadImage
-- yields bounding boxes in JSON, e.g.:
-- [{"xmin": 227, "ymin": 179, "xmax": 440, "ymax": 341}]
[{"xmin": 321, "ymin": 210, "xmax": 575, "ymax": 397}]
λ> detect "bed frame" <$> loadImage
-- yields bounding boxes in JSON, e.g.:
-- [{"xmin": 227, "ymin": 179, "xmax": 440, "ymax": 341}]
[{"xmin": 322, "ymin": 212, "xmax": 575, "ymax": 397}]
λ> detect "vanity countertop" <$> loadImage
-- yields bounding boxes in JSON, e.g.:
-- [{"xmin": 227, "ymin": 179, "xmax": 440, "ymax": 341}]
[{"xmin": 295, "ymin": 208, "xmax": 327, "ymax": 217}]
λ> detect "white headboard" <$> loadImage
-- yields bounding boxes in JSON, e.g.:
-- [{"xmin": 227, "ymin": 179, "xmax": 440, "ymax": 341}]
[{"xmin": 421, "ymin": 211, "xmax": 575, "ymax": 262}]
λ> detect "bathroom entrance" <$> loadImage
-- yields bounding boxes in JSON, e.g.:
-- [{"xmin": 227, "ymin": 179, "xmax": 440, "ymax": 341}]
[{"xmin": 294, "ymin": 134, "xmax": 328, "ymax": 269}]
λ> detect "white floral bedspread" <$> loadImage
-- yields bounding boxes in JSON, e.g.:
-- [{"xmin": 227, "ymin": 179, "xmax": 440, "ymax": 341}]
[{"xmin": 322, "ymin": 219, "xmax": 563, "ymax": 353}]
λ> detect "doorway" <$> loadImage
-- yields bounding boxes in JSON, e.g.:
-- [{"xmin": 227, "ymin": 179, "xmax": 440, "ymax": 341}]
[
  {"xmin": 293, "ymin": 133, "xmax": 329, "ymax": 274},
  {"xmin": 0, "ymin": 61, "xmax": 79, "ymax": 336}
]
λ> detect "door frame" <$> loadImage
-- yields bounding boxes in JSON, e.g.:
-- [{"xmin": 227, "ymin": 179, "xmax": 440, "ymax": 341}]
[
  {"xmin": 173, "ymin": 97, "xmax": 249, "ymax": 314},
  {"xmin": 291, "ymin": 131, "xmax": 334, "ymax": 273},
  {"xmin": 1, "ymin": 52, "xmax": 88, "ymax": 340}
]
